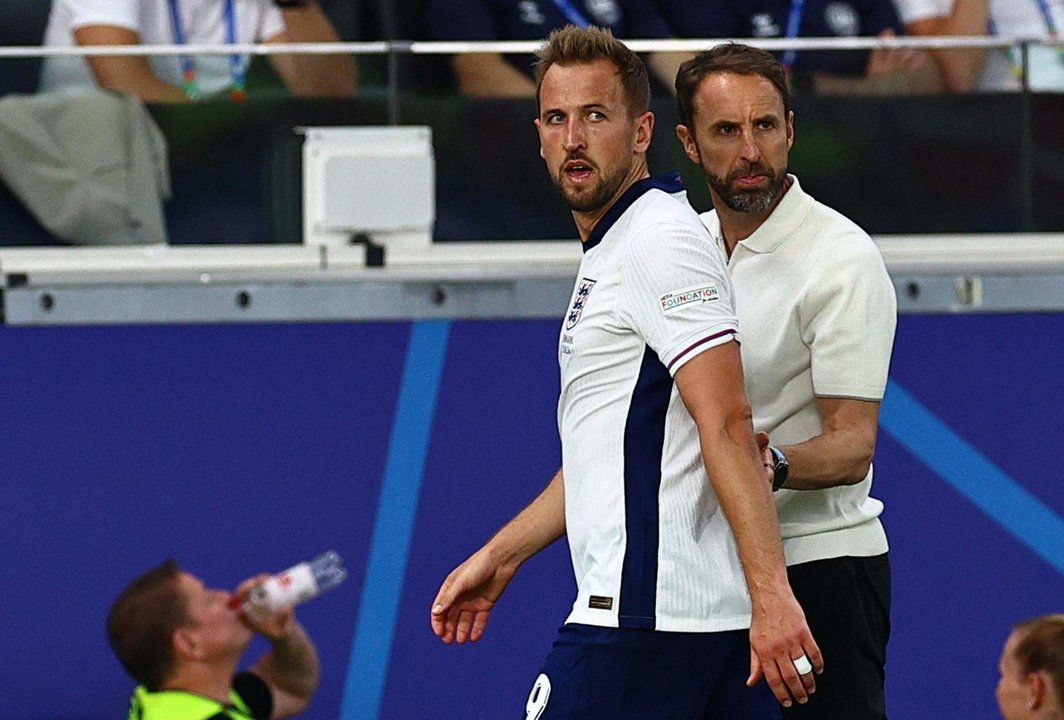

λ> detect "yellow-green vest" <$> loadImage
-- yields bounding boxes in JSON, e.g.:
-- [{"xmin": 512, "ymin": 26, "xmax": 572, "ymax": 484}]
[{"xmin": 127, "ymin": 685, "xmax": 256, "ymax": 720}]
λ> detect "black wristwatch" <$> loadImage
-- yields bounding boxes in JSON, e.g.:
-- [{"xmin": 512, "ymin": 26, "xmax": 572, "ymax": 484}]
[
  {"xmin": 768, "ymin": 445, "xmax": 789, "ymax": 492},
  {"xmin": 274, "ymin": 0, "xmax": 308, "ymax": 7}
]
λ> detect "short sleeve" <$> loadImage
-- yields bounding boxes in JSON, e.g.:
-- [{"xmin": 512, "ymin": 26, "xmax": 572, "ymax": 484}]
[
  {"xmin": 801, "ymin": 237, "xmax": 897, "ymax": 400},
  {"xmin": 232, "ymin": 671, "xmax": 273, "ymax": 720},
  {"xmin": 890, "ymin": 0, "xmax": 952, "ymax": 26},
  {"xmin": 258, "ymin": 1, "xmax": 287, "ymax": 42},
  {"xmin": 61, "ymin": 0, "xmax": 140, "ymax": 33},
  {"xmin": 618, "ymin": 214, "xmax": 739, "ymax": 376}
]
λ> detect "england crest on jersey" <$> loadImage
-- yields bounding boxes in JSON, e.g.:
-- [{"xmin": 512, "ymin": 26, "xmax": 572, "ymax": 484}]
[{"xmin": 566, "ymin": 278, "xmax": 597, "ymax": 330}]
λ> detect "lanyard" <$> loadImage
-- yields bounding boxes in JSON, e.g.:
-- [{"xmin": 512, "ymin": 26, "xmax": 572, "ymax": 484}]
[
  {"xmin": 989, "ymin": 4, "xmax": 1064, "ymax": 80},
  {"xmin": 549, "ymin": 0, "xmax": 592, "ymax": 28},
  {"xmin": 1034, "ymin": 0, "xmax": 1060, "ymax": 35},
  {"xmin": 780, "ymin": 0, "xmax": 805, "ymax": 69},
  {"xmin": 166, "ymin": 0, "xmax": 247, "ymax": 101}
]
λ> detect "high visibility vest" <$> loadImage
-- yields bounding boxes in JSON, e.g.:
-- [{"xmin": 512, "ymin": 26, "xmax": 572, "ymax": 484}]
[{"xmin": 127, "ymin": 685, "xmax": 257, "ymax": 720}]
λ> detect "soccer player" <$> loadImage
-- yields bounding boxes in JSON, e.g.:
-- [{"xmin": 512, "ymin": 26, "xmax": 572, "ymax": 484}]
[
  {"xmin": 431, "ymin": 25, "xmax": 821, "ymax": 718},
  {"xmin": 674, "ymin": 43, "xmax": 897, "ymax": 720}
]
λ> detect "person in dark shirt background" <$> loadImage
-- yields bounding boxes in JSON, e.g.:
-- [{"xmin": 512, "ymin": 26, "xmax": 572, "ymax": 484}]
[
  {"xmin": 428, "ymin": 0, "xmax": 677, "ymax": 96},
  {"xmin": 655, "ymin": 0, "xmax": 927, "ymax": 92}
]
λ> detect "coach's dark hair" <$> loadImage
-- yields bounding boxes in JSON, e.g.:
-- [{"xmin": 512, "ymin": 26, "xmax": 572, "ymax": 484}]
[
  {"xmin": 1013, "ymin": 614, "xmax": 1064, "ymax": 710},
  {"xmin": 534, "ymin": 25, "xmax": 650, "ymax": 119},
  {"xmin": 107, "ymin": 559, "xmax": 190, "ymax": 690},
  {"xmin": 675, "ymin": 43, "xmax": 790, "ymax": 129}
]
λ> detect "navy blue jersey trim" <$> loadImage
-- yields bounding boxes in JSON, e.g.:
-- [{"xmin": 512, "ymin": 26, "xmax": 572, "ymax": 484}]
[
  {"xmin": 666, "ymin": 329, "xmax": 738, "ymax": 372},
  {"xmin": 619, "ymin": 345, "xmax": 672, "ymax": 629},
  {"xmin": 583, "ymin": 172, "xmax": 686, "ymax": 253}
]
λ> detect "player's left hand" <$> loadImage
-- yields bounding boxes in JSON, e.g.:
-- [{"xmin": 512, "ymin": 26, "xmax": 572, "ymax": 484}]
[
  {"xmin": 746, "ymin": 592, "xmax": 823, "ymax": 707},
  {"xmin": 430, "ymin": 546, "xmax": 518, "ymax": 645}
]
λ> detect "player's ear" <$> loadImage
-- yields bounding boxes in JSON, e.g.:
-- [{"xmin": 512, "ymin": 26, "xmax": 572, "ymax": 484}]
[
  {"xmin": 1026, "ymin": 671, "xmax": 1048, "ymax": 709},
  {"xmin": 676, "ymin": 124, "xmax": 700, "ymax": 164},
  {"xmin": 172, "ymin": 625, "xmax": 204, "ymax": 661},
  {"xmin": 634, "ymin": 111, "xmax": 654, "ymax": 153}
]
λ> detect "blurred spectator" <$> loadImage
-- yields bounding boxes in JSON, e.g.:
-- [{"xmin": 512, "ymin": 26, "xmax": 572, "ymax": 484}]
[
  {"xmin": 655, "ymin": 0, "xmax": 929, "ymax": 93},
  {"xmin": 427, "ymin": 0, "xmax": 677, "ymax": 96},
  {"xmin": 108, "ymin": 559, "xmax": 320, "ymax": 720},
  {"xmin": 39, "ymin": 0, "xmax": 357, "ymax": 102},
  {"xmin": 997, "ymin": 614, "xmax": 1064, "ymax": 720},
  {"xmin": 894, "ymin": 0, "xmax": 1064, "ymax": 92},
  {"xmin": 0, "ymin": 91, "xmax": 170, "ymax": 246}
]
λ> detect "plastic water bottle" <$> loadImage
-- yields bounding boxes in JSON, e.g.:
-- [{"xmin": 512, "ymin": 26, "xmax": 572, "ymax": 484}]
[{"xmin": 242, "ymin": 551, "xmax": 347, "ymax": 613}]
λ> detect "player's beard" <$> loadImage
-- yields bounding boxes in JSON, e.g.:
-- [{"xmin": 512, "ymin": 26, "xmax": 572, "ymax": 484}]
[
  {"xmin": 706, "ymin": 161, "xmax": 787, "ymax": 215},
  {"xmin": 553, "ymin": 156, "xmax": 629, "ymax": 214}
]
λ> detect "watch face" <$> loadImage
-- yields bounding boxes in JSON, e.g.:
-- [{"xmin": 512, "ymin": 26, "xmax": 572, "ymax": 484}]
[{"xmin": 770, "ymin": 447, "xmax": 788, "ymax": 490}]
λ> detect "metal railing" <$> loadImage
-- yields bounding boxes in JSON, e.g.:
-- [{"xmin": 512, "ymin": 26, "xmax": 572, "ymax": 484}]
[{"xmin": 2, "ymin": 34, "xmax": 1062, "ymax": 120}]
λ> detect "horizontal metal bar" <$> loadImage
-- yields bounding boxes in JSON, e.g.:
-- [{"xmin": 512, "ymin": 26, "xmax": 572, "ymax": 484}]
[
  {"xmin": 1, "ymin": 277, "xmax": 575, "ymax": 325},
  {"xmin": 4, "ymin": 235, "xmax": 1064, "ymax": 285},
  {"xmin": 0, "ymin": 35, "xmax": 1057, "ymax": 60},
  {"xmin": 5, "ymin": 236, "xmax": 1064, "ymax": 324},
  {"xmin": 5, "ymin": 272, "xmax": 1064, "ymax": 326}
]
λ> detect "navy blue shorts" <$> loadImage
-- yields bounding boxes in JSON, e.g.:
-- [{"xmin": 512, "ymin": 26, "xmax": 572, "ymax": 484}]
[{"xmin": 524, "ymin": 624, "xmax": 780, "ymax": 720}]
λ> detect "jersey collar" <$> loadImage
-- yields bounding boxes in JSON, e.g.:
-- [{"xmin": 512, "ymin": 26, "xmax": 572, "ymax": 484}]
[
  {"xmin": 583, "ymin": 172, "xmax": 686, "ymax": 253},
  {"xmin": 736, "ymin": 174, "xmax": 812, "ymax": 254}
]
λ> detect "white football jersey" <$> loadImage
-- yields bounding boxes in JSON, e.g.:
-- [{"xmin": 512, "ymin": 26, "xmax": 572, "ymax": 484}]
[{"xmin": 558, "ymin": 173, "xmax": 752, "ymax": 633}]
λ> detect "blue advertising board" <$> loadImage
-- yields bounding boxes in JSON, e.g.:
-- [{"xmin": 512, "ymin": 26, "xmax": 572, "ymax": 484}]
[{"xmin": 1, "ymin": 314, "xmax": 1061, "ymax": 719}]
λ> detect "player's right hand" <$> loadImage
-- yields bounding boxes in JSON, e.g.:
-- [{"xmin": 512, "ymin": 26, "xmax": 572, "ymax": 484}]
[
  {"xmin": 430, "ymin": 548, "xmax": 518, "ymax": 644},
  {"xmin": 746, "ymin": 591, "xmax": 823, "ymax": 707}
]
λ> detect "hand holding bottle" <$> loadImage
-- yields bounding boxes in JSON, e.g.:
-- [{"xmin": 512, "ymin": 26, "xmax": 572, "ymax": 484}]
[
  {"xmin": 234, "ymin": 573, "xmax": 295, "ymax": 641},
  {"xmin": 230, "ymin": 550, "xmax": 348, "ymax": 615}
]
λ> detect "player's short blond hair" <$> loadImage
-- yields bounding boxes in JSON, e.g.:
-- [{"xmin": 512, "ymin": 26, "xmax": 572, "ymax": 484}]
[{"xmin": 534, "ymin": 25, "xmax": 650, "ymax": 120}]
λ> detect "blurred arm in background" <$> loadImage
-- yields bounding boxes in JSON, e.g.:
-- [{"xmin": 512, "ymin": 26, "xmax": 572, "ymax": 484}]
[
  {"xmin": 266, "ymin": 0, "xmax": 357, "ymax": 97},
  {"xmin": 893, "ymin": 0, "xmax": 991, "ymax": 92}
]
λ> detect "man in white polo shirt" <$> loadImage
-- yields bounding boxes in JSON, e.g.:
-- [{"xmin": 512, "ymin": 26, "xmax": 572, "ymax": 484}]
[
  {"xmin": 431, "ymin": 25, "xmax": 822, "ymax": 718},
  {"xmin": 675, "ymin": 43, "xmax": 897, "ymax": 720}
]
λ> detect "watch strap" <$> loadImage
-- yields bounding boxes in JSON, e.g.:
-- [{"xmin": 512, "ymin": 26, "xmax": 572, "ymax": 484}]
[{"xmin": 769, "ymin": 445, "xmax": 789, "ymax": 492}]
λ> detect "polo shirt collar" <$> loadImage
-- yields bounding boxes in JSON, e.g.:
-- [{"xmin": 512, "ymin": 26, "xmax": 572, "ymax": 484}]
[
  {"xmin": 583, "ymin": 172, "xmax": 686, "ymax": 253},
  {"xmin": 735, "ymin": 174, "xmax": 811, "ymax": 254}
]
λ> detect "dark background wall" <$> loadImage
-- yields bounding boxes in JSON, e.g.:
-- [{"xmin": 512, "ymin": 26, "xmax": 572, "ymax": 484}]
[
  {"xmin": 4, "ymin": 92, "xmax": 1061, "ymax": 247},
  {"xmin": 2, "ymin": 314, "xmax": 1062, "ymax": 719}
]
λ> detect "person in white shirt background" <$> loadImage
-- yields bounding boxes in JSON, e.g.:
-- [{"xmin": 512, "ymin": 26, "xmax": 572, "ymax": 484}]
[
  {"xmin": 893, "ymin": 0, "xmax": 1064, "ymax": 92},
  {"xmin": 39, "ymin": 0, "xmax": 356, "ymax": 102}
]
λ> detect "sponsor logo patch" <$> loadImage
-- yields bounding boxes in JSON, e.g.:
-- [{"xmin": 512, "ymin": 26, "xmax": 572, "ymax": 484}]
[
  {"xmin": 588, "ymin": 595, "xmax": 614, "ymax": 610},
  {"xmin": 825, "ymin": 2, "xmax": 859, "ymax": 36},
  {"xmin": 566, "ymin": 278, "xmax": 597, "ymax": 330},
  {"xmin": 659, "ymin": 284, "xmax": 720, "ymax": 314},
  {"xmin": 587, "ymin": 0, "xmax": 621, "ymax": 26},
  {"xmin": 750, "ymin": 12, "xmax": 780, "ymax": 37},
  {"xmin": 518, "ymin": 0, "xmax": 545, "ymax": 25}
]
